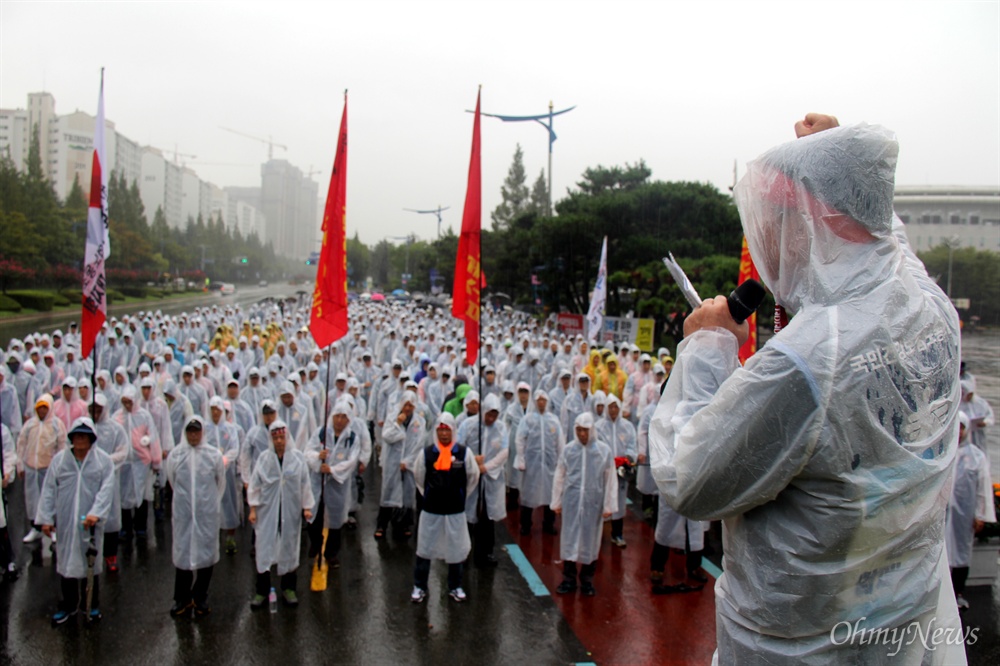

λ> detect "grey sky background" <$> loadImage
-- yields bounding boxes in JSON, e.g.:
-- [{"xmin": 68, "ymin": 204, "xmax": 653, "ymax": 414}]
[{"xmin": 2, "ymin": 0, "xmax": 998, "ymax": 247}]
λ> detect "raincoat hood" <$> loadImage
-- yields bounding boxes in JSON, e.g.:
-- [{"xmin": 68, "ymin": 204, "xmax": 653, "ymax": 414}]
[{"xmin": 734, "ymin": 123, "xmax": 899, "ymax": 315}]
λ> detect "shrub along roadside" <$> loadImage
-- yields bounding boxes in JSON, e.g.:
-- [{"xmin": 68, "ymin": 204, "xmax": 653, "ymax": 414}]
[
  {"xmin": 0, "ymin": 294, "xmax": 22, "ymax": 312},
  {"xmin": 6, "ymin": 290, "xmax": 55, "ymax": 312}
]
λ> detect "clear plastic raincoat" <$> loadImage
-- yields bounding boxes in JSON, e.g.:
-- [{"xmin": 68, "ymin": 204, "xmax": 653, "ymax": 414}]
[
  {"xmin": 0, "ymin": 424, "xmax": 14, "ymax": 530},
  {"xmin": 515, "ymin": 390, "xmax": 565, "ymax": 509},
  {"xmin": 113, "ymin": 388, "xmax": 161, "ymax": 510},
  {"xmin": 166, "ymin": 419, "xmax": 226, "ymax": 570},
  {"xmin": 16, "ymin": 395, "xmax": 67, "ymax": 521},
  {"xmin": 379, "ymin": 391, "xmax": 424, "ymax": 509},
  {"xmin": 204, "ymin": 402, "xmax": 242, "ymax": 530},
  {"xmin": 305, "ymin": 403, "xmax": 361, "ymax": 529},
  {"xmin": 595, "ymin": 394, "xmax": 636, "ymax": 521},
  {"xmin": 650, "ymin": 124, "xmax": 964, "ymax": 665},
  {"xmin": 458, "ymin": 393, "xmax": 508, "ymax": 522},
  {"xmin": 551, "ymin": 413, "xmax": 616, "ymax": 565},
  {"xmin": 92, "ymin": 395, "xmax": 128, "ymax": 533},
  {"xmin": 248, "ymin": 427, "xmax": 314, "ymax": 576},
  {"xmin": 945, "ymin": 413, "xmax": 996, "ymax": 568},
  {"xmin": 35, "ymin": 421, "xmax": 115, "ymax": 578}
]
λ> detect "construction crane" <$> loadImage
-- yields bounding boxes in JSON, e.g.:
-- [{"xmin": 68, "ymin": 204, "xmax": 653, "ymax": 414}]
[
  {"xmin": 303, "ymin": 165, "xmax": 323, "ymax": 180},
  {"xmin": 403, "ymin": 205, "xmax": 450, "ymax": 238},
  {"xmin": 148, "ymin": 144, "xmax": 197, "ymax": 166},
  {"xmin": 219, "ymin": 126, "xmax": 288, "ymax": 161}
]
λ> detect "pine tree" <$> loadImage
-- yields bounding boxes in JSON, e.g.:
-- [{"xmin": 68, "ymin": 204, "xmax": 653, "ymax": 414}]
[
  {"xmin": 529, "ymin": 169, "xmax": 549, "ymax": 216},
  {"xmin": 490, "ymin": 144, "xmax": 530, "ymax": 231}
]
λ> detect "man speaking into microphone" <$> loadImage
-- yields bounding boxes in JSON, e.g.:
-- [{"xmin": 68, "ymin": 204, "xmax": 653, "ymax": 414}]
[{"xmin": 649, "ymin": 115, "xmax": 965, "ymax": 665}]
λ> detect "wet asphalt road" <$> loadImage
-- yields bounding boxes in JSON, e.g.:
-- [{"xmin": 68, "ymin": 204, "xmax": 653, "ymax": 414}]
[{"xmin": 0, "ymin": 460, "xmax": 590, "ymax": 666}]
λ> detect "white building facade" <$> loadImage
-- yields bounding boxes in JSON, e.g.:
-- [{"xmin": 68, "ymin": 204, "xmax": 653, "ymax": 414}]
[{"xmin": 896, "ymin": 186, "xmax": 1000, "ymax": 253}]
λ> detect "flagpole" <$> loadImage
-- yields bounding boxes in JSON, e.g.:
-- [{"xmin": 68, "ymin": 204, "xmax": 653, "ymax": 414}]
[{"xmin": 82, "ymin": 66, "xmax": 107, "ymax": 413}]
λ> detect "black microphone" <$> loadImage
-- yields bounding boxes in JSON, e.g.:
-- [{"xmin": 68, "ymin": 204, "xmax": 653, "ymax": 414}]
[{"xmin": 728, "ymin": 279, "xmax": 765, "ymax": 325}]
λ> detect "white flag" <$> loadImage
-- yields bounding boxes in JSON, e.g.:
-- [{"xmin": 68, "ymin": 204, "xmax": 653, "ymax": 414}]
[
  {"xmin": 82, "ymin": 69, "xmax": 108, "ymax": 360},
  {"xmin": 586, "ymin": 236, "xmax": 608, "ymax": 343}
]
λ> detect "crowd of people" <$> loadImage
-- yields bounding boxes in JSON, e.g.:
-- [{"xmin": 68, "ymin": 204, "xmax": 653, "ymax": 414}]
[{"xmin": 0, "ymin": 295, "xmax": 695, "ymax": 624}]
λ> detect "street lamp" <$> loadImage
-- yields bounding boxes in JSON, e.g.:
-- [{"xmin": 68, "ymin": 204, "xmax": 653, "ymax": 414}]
[
  {"xmin": 389, "ymin": 234, "xmax": 414, "ymax": 285},
  {"xmin": 403, "ymin": 206, "xmax": 450, "ymax": 238},
  {"xmin": 946, "ymin": 234, "xmax": 960, "ymax": 298},
  {"xmin": 471, "ymin": 101, "xmax": 576, "ymax": 217}
]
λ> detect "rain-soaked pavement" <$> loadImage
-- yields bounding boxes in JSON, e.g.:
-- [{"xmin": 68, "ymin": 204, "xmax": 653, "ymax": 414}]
[{"xmin": 0, "ymin": 329, "xmax": 998, "ymax": 665}]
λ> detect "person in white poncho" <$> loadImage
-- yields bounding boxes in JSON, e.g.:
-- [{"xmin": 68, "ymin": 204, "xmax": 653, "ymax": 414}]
[
  {"xmin": 945, "ymin": 411, "xmax": 996, "ymax": 612},
  {"xmin": 305, "ymin": 401, "xmax": 361, "ymax": 568},
  {"xmin": 551, "ymin": 412, "xmax": 616, "ymax": 597},
  {"xmin": 649, "ymin": 115, "xmax": 966, "ymax": 665},
  {"xmin": 248, "ymin": 420, "xmax": 314, "ymax": 609},
  {"xmin": 410, "ymin": 412, "xmax": 480, "ymax": 604},
  {"xmin": 167, "ymin": 416, "xmax": 225, "ymax": 618},
  {"xmin": 37, "ymin": 418, "xmax": 114, "ymax": 624}
]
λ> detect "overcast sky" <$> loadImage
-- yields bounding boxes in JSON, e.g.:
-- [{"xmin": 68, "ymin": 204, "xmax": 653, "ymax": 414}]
[{"xmin": 2, "ymin": 0, "xmax": 998, "ymax": 247}]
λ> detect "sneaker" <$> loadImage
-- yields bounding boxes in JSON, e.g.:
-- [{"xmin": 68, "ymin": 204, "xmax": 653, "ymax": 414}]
[
  {"xmin": 23, "ymin": 528, "xmax": 42, "ymax": 544},
  {"xmin": 957, "ymin": 595, "xmax": 970, "ymax": 610},
  {"xmin": 282, "ymin": 589, "xmax": 298, "ymax": 607},
  {"xmin": 611, "ymin": 536, "xmax": 626, "ymax": 548},
  {"xmin": 250, "ymin": 595, "xmax": 266, "ymax": 611},
  {"xmin": 448, "ymin": 587, "xmax": 467, "ymax": 603},
  {"xmin": 410, "ymin": 586, "xmax": 427, "ymax": 604},
  {"xmin": 51, "ymin": 609, "xmax": 75, "ymax": 626},
  {"xmin": 193, "ymin": 602, "xmax": 211, "ymax": 617},
  {"xmin": 581, "ymin": 583, "xmax": 596, "ymax": 596},
  {"xmin": 118, "ymin": 530, "xmax": 133, "ymax": 541},
  {"xmin": 170, "ymin": 601, "xmax": 192, "ymax": 618},
  {"xmin": 86, "ymin": 608, "xmax": 102, "ymax": 623},
  {"xmin": 135, "ymin": 530, "xmax": 147, "ymax": 540},
  {"xmin": 325, "ymin": 556, "xmax": 341, "ymax": 569},
  {"xmin": 556, "ymin": 580, "xmax": 577, "ymax": 594},
  {"xmin": 105, "ymin": 556, "xmax": 119, "ymax": 573},
  {"xmin": 3, "ymin": 562, "xmax": 19, "ymax": 582}
]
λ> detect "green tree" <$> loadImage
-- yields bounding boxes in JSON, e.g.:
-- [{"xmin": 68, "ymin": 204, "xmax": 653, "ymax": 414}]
[
  {"xmin": 529, "ymin": 169, "xmax": 549, "ymax": 215},
  {"xmin": 22, "ymin": 125, "xmax": 65, "ymax": 267},
  {"xmin": 369, "ymin": 240, "xmax": 392, "ymax": 289},
  {"xmin": 919, "ymin": 244, "xmax": 1000, "ymax": 326},
  {"xmin": 491, "ymin": 144, "xmax": 530, "ymax": 231},
  {"xmin": 346, "ymin": 231, "xmax": 370, "ymax": 288},
  {"xmin": 575, "ymin": 160, "xmax": 652, "ymax": 195}
]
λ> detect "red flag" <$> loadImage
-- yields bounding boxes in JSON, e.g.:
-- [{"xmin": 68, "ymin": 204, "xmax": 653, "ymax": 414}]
[
  {"xmin": 82, "ymin": 69, "xmax": 108, "ymax": 361},
  {"xmin": 452, "ymin": 89, "xmax": 484, "ymax": 366},
  {"xmin": 737, "ymin": 236, "xmax": 760, "ymax": 364},
  {"xmin": 310, "ymin": 93, "xmax": 349, "ymax": 349}
]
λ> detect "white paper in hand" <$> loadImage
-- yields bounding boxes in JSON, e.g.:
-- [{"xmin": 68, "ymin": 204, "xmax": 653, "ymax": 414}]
[{"xmin": 662, "ymin": 253, "xmax": 702, "ymax": 309}]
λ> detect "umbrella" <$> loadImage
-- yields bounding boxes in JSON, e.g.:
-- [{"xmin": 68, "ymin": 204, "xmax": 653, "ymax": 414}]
[{"xmin": 371, "ymin": 293, "xmax": 386, "ymax": 302}]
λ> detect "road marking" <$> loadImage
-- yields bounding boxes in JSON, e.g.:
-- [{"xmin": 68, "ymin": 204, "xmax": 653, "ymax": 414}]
[
  {"xmin": 701, "ymin": 557, "xmax": 723, "ymax": 580},
  {"xmin": 506, "ymin": 544, "xmax": 550, "ymax": 596}
]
